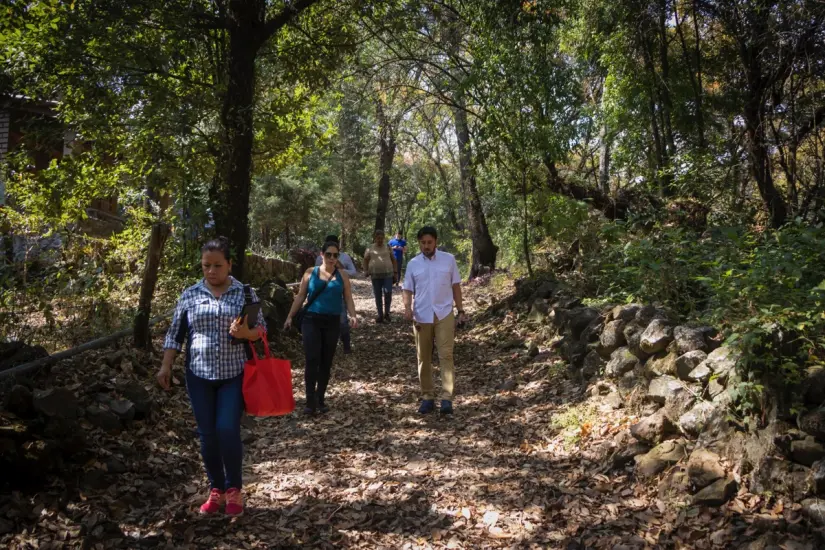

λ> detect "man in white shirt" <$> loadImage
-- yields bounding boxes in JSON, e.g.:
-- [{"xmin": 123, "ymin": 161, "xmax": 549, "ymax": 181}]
[{"xmin": 403, "ymin": 226, "xmax": 468, "ymax": 414}]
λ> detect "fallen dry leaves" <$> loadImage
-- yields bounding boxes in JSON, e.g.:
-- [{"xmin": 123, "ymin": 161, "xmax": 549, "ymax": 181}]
[{"xmin": 0, "ymin": 276, "xmax": 822, "ymax": 548}]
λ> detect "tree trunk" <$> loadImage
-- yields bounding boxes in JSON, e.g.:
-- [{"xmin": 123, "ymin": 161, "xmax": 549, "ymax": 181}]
[
  {"xmin": 522, "ymin": 168, "xmax": 533, "ymax": 278},
  {"xmin": 744, "ymin": 99, "xmax": 788, "ymax": 228},
  {"xmin": 374, "ymin": 98, "xmax": 396, "ymax": 232},
  {"xmin": 134, "ymin": 222, "xmax": 171, "ymax": 349},
  {"xmin": 210, "ymin": 8, "xmax": 258, "ymax": 282},
  {"xmin": 452, "ymin": 99, "xmax": 498, "ymax": 278},
  {"xmin": 598, "ymin": 78, "xmax": 611, "ymax": 195}
]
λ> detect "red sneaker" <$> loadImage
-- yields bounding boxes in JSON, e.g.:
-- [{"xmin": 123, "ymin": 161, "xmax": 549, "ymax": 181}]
[
  {"xmin": 199, "ymin": 488, "xmax": 224, "ymax": 515},
  {"xmin": 225, "ymin": 488, "xmax": 243, "ymax": 517}
]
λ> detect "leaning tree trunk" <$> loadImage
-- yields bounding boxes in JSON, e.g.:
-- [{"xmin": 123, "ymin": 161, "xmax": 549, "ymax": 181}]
[
  {"xmin": 134, "ymin": 222, "xmax": 171, "ymax": 349},
  {"xmin": 744, "ymin": 98, "xmax": 788, "ymax": 228},
  {"xmin": 452, "ymin": 98, "xmax": 498, "ymax": 279}
]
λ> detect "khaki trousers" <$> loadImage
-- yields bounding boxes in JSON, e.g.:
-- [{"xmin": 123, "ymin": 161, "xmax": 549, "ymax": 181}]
[{"xmin": 414, "ymin": 312, "xmax": 455, "ymax": 401}]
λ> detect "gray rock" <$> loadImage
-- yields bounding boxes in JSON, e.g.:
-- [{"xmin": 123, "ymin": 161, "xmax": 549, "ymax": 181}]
[
  {"xmin": 106, "ymin": 457, "xmax": 127, "ymax": 474},
  {"xmin": 678, "ymin": 401, "xmax": 718, "ymax": 437},
  {"xmin": 687, "ymin": 363, "xmax": 713, "ymax": 384},
  {"xmin": 580, "ymin": 316, "xmax": 604, "ymax": 344},
  {"xmin": 635, "ymin": 305, "xmax": 661, "ymax": 325},
  {"xmin": 33, "ymin": 388, "xmax": 78, "ymax": 419},
  {"xmin": 687, "ymin": 449, "xmax": 725, "ymax": 490},
  {"xmin": 811, "ymin": 460, "xmax": 825, "ymax": 495},
  {"xmin": 612, "ymin": 442, "xmax": 651, "ymax": 469},
  {"xmin": 648, "ymin": 375, "xmax": 683, "ymax": 405},
  {"xmin": 109, "ymin": 399, "xmax": 136, "ymax": 422},
  {"xmin": 672, "ymin": 326, "xmax": 709, "ymax": 355},
  {"xmin": 581, "ymin": 351, "xmax": 605, "ymax": 379},
  {"xmin": 533, "ymin": 281, "xmax": 560, "ymax": 301},
  {"xmin": 528, "ymin": 300, "xmax": 549, "ymax": 323},
  {"xmin": 605, "ymin": 347, "xmax": 639, "ymax": 378},
  {"xmin": 630, "ymin": 409, "xmax": 677, "ymax": 444},
  {"xmin": 623, "ymin": 321, "xmax": 650, "ymax": 360},
  {"xmin": 117, "ymin": 383, "xmax": 153, "ymax": 419},
  {"xmin": 635, "ymin": 439, "xmax": 687, "ymax": 477},
  {"xmin": 611, "ymin": 304, "xmax": 642, "ymax": 323},
  {"xmin": 802, "ymin": 366, "xmax": 825, "ymax": 407},
  {"xmin": 647, "ymin": 351, "xmax": 678, "ymax": 376},
  {"xmin": 5, "ymin": 385, "xmax": 33, "ymax": 417},
  {"xmin": 496, "ymin": 379, "xmax": 517, "ymax": 392},
  {"xmin": 85, "ymin": 405, "xmax": 122, "ymax": 433},
  {"xmin": 791, "ymin": 437, "xmax": 825, "ymax": 467},
  {"xmin": 675, "ymin": 350, "xmax": 707, "ymax": 380},
  {"xmin": 640, "ymin": 319, "xmax": 674, "ymax": 355},
  {"xmin": 708, "ymin": 377, "xmax": 726, "ymax": 399},
  {"xmin": 799, "ymin": 408, "xmax": 825, "ymax": 441},
  {"xmin": 693, "ymin": 477, "xmax": 737, "ymax": 506},
  {"xmin": 801, "ymin": 498, "xmax": 825, "ymax": 525},
  {"xmin": 752, "ymin": 456, "xmax": 811, "ymax": 502},
  {"xmin": 600, "ymin": 320, "xmax": 627, "ymax": 355},
  {"xmin": 603, "ymin": 392, "xmax": 624, "ymax": 411},
  {"xmin": 704, "ymin": 346, "xmax": 739, "ymax": 378},
  {"xmin": 565, "ymin": 307, "xmax": 601, "ymax": 340}
]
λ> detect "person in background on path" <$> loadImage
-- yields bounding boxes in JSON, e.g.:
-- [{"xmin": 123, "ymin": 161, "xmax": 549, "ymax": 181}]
[
  {"xmin": 403, "ymin": 226, "xmax": 468, "ymax": 415},
  {"xmin": 388, "ymin": 230, "xmax": 407, "ymax": 288},
  {"xmin": 285, "ymin": 240, "xmax": 358, "ymax": 414},
  {"xmin": 363, "ymin": 229, "xmax": 397, "ymax": 323},
  {"xmin": 157, "ymin": 236, "xmax": 265, "ymax": 517},
  {"xmin": 315, "ymin": 234, "xmax": 357, "ymax": 354}
]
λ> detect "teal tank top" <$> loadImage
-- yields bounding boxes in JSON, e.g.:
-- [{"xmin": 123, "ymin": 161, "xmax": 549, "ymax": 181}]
[{"xmin": 307, "ymin": 267, "xmax": 344, "ymax": 315}]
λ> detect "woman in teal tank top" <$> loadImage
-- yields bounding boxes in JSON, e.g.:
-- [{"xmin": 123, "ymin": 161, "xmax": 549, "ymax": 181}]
[{"xmin": 285, "ymin": 241, "xmax": 358, "ymax": 414}]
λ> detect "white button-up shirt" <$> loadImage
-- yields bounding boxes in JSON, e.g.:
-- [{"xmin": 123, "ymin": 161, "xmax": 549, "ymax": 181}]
[{"xmin": 403, "ymin": 250, "xmax": 461, "ymax": 323}]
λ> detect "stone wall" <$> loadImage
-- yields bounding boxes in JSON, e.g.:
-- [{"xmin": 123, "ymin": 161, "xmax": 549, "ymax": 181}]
[
  {"xmin": 245, "ymin": 254, "xmax": 301, "ymax": 286},
  {"xmin": 526, "ymin": 278, "xmax": 825, "ymax": 519}
]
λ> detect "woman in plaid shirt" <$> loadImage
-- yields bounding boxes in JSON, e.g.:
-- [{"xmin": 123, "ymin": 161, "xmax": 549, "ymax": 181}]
[{"xmin": 156, "ymin": 237, "xmax": 265, "ymax": 517}]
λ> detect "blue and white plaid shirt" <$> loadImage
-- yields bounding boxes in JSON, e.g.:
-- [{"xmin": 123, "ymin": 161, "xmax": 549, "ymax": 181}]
[{"xmin": 164, "ymin": 277, "xmax": 266, "ymax": 380}]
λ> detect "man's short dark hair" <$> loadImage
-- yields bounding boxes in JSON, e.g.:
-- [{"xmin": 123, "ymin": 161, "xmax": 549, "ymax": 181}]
[
  {"xmin": 324, "ymin": 234, "xmax": 339, "ymax": 244},
  {"xmin": 417, "ymin": 226, "xmax": 438, "ymax": 240}
]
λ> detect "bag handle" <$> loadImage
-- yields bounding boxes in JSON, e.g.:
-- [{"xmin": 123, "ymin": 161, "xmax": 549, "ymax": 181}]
[{"xmin": 247, "ymin": 328, "xmax": 271, "ymax": 363}]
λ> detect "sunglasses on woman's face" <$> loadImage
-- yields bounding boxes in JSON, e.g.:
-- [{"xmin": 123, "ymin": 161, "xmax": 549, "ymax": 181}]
[{"xmin": 324, "ymin": 252, "xmax": 339, "ymax": 259}]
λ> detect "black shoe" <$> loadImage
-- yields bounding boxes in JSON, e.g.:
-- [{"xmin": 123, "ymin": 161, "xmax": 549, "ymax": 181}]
[
  {"xmin": 376, "ymin": 315, "xmax": 384, "ymax": 323},
  {"xmin": 303, "ymin": 405, "xmax": 317, "ymax": 415},
  {"xmin": 418, "ymin": 399, "xmax": 435, "ymax": 414},
  {"xmin": 384, "ymin": 313, "xmax": 391, "ymax": 322},
  {"xmin": 440, "ymin": 400, "xmax": 454, "ymax": 415},
  {"xmin": 318, "ymin": 403, "xmax": 330, "ymax": 414}
]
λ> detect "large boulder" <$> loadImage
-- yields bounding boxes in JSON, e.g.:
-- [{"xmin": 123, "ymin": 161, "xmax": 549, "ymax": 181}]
[
  {"xmin": 605, "ymin": 347, "xmax": 639, "ymax": 378},
  {"xmin": 692, "ymin": 477, "xmax": 737, "ymax": 507},
  {"xmin": 610, "ymin": 304, "xmax": 642, "ymax": 323},
  {"xmin": 635, "ymin": 439, "xmax": 687, "ymax": 477},
  {"xmin": 648, "ymin": 375, "xmax": 683, "ymax": 405},
  {"xmin": 799, "ymin": 408, "xmax": 825, "ymax": 441},
  {"xmin": 630, "ymin": 409, "xmax": 678, "ymax": 444},
  {"xmin": 687, "ymin": 449, "xmax": 726, "ymax": 490},
  {"xmin": 703, "ymin": 346, "xmax": 739, "ymax": 378},
  {"xmin": 33, "ymin": 388, "xmax": 79, "ymax": 419},
  {"xmin": 791, "ymin": 437, "xmax": 825, "ymax": 467},
  {"xmin": 580, "ymin": 316, "xmax": 604, "ymax": 344},
  {"xmin": 611, "ymin": 442, "xmax": 651, "ymax": 469},
  {"xmin": 648, "ymin": 351, "xmax": 678, "ymax": 377},
  {"xmin": 640, "ymin": 319, "xmax": 674, "ymax": 355},
  {"xmin": 672, "ymin": 326, "xmax": 709, "ymax": 355},
  {"xmin": 564, "ymin": 307, "xmax": 601, "ymax": 340},
  {"xmin": 802, "ymin": 366, "xmax": 825, "ymax": 407},
  {"xmin": 623, "ymin": 321, "xmax": 650, "ymax": 360},
  {"xmin": 581, "ymin": 351, "xmax": 606, "ymax": 379},
  {"xmin": 687, "ymin": 362, "xmax": 713, "ymax": 385},
  {"xmin": 635, "ymin": 305, "xmax": 663, "ymax": 326},
  {"xmin": 675, "ymin": 350, "xmax": 708, "ymax": 381},
  {"xmin": 678, "ymin": 401, "xmax": 719, "ymax": 437},
  {"xmin": 599, "ymin": 320, "xmax": 627, "ymax": 357}
]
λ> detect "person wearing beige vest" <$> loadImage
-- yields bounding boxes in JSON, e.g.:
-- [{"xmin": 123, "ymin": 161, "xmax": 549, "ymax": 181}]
[{"xmin": 363, "ymin": 229, "xmax": 398, "ymax": 323}]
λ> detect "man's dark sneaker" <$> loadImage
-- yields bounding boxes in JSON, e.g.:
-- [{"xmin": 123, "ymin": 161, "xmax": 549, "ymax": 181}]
[
  {"xmin": 376, "ymin": 315, "xmax": 384, "ymax": 324},
  {"xmin": 303, "ymin": 405, "xmax": 317, "ymax": 415},
  {"xmin": 418, "ymin": 399, "xmax": 435, "ymax": 414},
  {"xmin": 384, "ymin": 313, "xmax": 391, "ymax": 322},
  {"xmin": 440, "ymin": 400, "xmax": 454, "ymax": 415},
  {"xmin": 318, "ymin": 403, "xmax": 330, "ymax": 414}
]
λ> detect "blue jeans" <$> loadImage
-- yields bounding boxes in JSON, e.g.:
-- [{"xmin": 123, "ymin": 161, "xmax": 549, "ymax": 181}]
[
  {"xmin": 371, "ymin": 277, "xmax": 393, "ymax": 318},
  {"xmin": 302, "ymin": 312, "xmax": 341, "ymax": 406},
  {"xmin": 186, "ymin": 369, "xmax": 245, "ymax": 490}
]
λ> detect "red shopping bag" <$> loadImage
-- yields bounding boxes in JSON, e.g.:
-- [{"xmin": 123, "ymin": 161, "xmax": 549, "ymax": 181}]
[{"xmin": 243, "ymin": 334, "xmax": 295, "ymax": 416}]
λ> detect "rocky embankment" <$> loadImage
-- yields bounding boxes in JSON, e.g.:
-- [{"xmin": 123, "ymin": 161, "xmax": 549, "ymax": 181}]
[{"xmin": 521, "ymin": 278, "xmax": 825, "ymax": 525}]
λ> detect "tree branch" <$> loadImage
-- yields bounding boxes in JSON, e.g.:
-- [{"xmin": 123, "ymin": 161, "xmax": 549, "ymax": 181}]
[{"xmin": 259, "ymin": 0, "xmax": 321, "ymax": 45}]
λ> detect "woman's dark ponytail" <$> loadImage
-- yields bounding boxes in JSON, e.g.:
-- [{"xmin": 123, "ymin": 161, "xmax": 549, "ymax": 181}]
[{"xmin": 201, "ymin": 236, "xmax": 232, "ymax": 261}]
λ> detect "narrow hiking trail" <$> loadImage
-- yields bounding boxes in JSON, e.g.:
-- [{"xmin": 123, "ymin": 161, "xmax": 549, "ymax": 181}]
[{"xmin": 3, "ymin": 277, "xmax": 820, "ymax": 549}]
